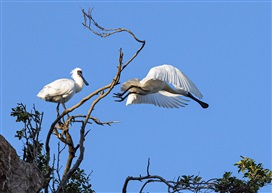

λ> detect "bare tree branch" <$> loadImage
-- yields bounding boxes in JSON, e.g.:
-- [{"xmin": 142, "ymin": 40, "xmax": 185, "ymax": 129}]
[
  {"xmin": 82, "ymin": 8, "xmax": 145, "ymax": 71},
  {"xmin": 122, "ymin": 159, "xmax": 219, "ymax": 193},
  {"xmin": 147, "ymin": 158, "xmax": 151, "ymax": 176},
  {"xmin": 12, "ymin": 7, "xmax": 272, "ymax": 193},
  {"xmin": 123, "ymin": 171, "xmax": 260, "ymax": 193},
  {"xmin": 42, "ymin": 7, "xmax": 145, "ymax": 192},
  {"xmin": 56, "ymin": 49, "xmax": 126, "ymax": 192}
]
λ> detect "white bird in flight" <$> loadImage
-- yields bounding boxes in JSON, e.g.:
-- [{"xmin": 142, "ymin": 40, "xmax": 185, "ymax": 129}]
[
  {"xmin": 114, "ymin": 64, "xmax": 208, "ymax": 109},
  {"xmin": 37, "ymin": 68, "xmax": 89, "ymax": 114}
]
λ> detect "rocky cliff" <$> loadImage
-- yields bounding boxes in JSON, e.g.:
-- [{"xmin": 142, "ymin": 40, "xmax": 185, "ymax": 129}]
[{"xmin": 0, "ymin": 135, "xmax": 43, "ymax": 193}]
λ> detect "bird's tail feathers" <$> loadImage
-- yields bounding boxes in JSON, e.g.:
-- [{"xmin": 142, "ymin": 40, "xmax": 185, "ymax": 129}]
[{"xmin": 37, "ymin": 90, "xmax": 46, "ymax": 99}]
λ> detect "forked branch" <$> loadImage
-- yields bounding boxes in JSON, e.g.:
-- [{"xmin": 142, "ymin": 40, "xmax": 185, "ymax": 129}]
[
  {"xmin": 122, "ymin": 159, "xmax": 217, "ymax": 193},
  {"xmin": 43, "ymin": 8, "xmax": 145, "ymax": 193},
  {"xmin": 82, "ymin": 8, "xmax": 145, "ymax": 70}
]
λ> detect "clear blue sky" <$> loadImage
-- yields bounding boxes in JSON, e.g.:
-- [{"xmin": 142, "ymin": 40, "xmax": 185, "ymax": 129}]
[{"xmin": 1, "ymin": 1, "xmax": 271, "ymax": 192}]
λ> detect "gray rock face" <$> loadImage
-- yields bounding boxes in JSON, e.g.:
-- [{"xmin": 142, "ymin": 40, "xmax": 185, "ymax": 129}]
[{"xmin": 0, "ymin": 135, "xmax": 44, "ymax": 193}]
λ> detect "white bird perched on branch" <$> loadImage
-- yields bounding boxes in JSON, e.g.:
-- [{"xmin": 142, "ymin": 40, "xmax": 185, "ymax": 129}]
[
  {"xmin": 114, "ymin": 64, "xmax": 208, "ymax": 109},
  {"xmin": 37, "ymin": 68, "xmax": 89, "ymax": 114}
]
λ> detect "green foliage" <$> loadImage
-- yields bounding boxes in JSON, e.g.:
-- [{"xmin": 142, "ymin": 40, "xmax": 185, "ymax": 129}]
[
  {"xmin": 177, "ymin": 175, "xmax": 202, "ymax": 188},
  {"xmin": 125, "ymin": 157, "xmax": 272, "ymax": 193},
  {"xmin": 60, "ymin": 168, "xmax": 94, "ymax": 193},
  {"xmin": 12, "ymin": 103, "xmax": 94, "ymax": 193},
  {"xmin": 51, "ymin": 167, "xmax": 94, "ymax": 193},
  {"xmin": 11, "ymin": 104, "xmax": 272, "ymax": 193},
  {"xmin": 11, "ymin": 103, "xmax": 45, "ymax": 167},
  {"xmin": 214, "ymin": 156, "xmax": 272, "ymax": 193},
  {"xmin": 215, "ymin": 172, "xmax": 247, "ymax": 192},
  {"xmin": 11, "ymin": 103, "xmax": 53, "ymax": 188},
  {"xmin": 236, "ymin": 156, "xmax": 272, "ymax": 192},
  {"xmin": 11, "ymin": 104, "xmax": 35, "ymax": 123}
]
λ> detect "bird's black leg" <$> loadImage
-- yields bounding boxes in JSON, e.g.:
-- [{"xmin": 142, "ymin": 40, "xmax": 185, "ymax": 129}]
[
  {"xmin": 114, "ymin": 91, "xmax": 149, "ymax": 102},
  {"xmin": 113, "ymin": 85, "xmax": 149, "ymax": 99},
  {"xmin": 62, "ymin": 102, "xmax": 66, "ymax": 110},
  {"xmin": 61, "ymin": 102, "xmax": 70, "ymax": 118},
  {"xmin": 187, "ymin": 92, "xmax": 209, "ymax": 109},
  {"xmin": 56, "ymin": 103, "xmax": 60, "ymax": 117},
  {"xmin": 113, "ymin": 85, "xmax": 133, "ymax": 98},
  {"xmin": 114, "ymin": 92, "xmax": 131, "ymax": 102}
]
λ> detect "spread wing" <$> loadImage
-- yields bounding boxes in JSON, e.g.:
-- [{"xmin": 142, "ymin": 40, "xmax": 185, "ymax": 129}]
[
  {"xmin": 37, "ymin": 78, "xmax": 75, "ymax": 99},
  {"xmin": 126, "ymin": 91, "xmax": 189, "ymax": 108},
  {"xmin": 141, "ymin": 64, "xmax": 203, "ymax": 99}
]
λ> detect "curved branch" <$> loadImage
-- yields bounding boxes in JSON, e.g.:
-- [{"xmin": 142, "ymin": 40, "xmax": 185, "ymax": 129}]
[
  {"xmin": 50, "ymin": 9, "xmax": 145, "ymax": 192},
  {"xmin": 122, "ymin": 175, "xmax": 176, "ymax": 193},
  {"xmin": 82, "ymin": 8, "xmax": 145, "ymax": 70}
]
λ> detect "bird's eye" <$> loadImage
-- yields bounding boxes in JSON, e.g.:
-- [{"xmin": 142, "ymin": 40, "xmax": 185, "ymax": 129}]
[{"xmin": 77, "ymin": 70, "xmax": 82, "ymax": 75}]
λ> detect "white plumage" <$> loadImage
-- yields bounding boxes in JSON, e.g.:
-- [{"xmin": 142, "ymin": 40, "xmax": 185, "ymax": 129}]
[
  {"xmin": 114, "ymin": 64, "xmax": 208, "ymax": 108},
  {"xmin": 37, "ymin": 68, "xmax": 89, "ymax": 111}
]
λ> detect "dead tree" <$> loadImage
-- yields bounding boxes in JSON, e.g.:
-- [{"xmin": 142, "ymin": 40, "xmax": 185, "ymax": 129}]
[{"xmin": 43, "ymin": 8, "xmax": 145, "ymax": 193}]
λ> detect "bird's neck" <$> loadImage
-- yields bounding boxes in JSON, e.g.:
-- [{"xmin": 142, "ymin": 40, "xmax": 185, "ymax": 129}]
[
  {"xmin": 163, "ymin": 84, "xmax": 188, "ymax": 95},
  {"xmin": 73, "ymin": 76, "xmax": 84, "ymax": 93}
]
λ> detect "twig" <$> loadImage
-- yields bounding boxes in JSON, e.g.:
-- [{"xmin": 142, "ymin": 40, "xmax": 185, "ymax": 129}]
[
  {"xmin": 52, "ymin": 8, "xmax": 145, "ymax": 192},
  {"xmin": 122, "ymin": 159, "xmax": 220, "ymax": 193},
  {"xmin": 82, "ymin": 8, "xmax": 145, "ymax": 71},
  {"xmin": 147, "ymin": 158, "xmax": 151, "ymax": 176}
]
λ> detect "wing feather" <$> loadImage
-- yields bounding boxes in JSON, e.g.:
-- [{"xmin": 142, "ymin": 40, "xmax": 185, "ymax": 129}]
[
  {"xmin": 38, "ymin": 79, "xmax": 75, "ymax": 98},
  {"xmin": 126, "ymin": 91, "xmax": 188, "ymax": 108},
  {"xmin": 141, "ymin": 64, "xmax": 203, "ymax": 99}
]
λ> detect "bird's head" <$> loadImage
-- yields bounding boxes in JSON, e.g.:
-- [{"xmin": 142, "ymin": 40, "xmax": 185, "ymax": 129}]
[{"xmin": 71, "ymin": 68, "xmax": 89, "ymax": 86}]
